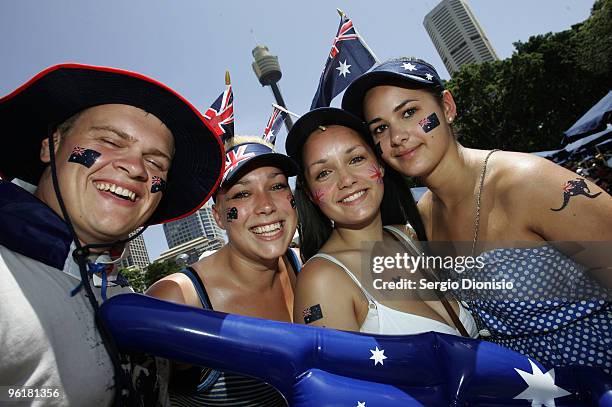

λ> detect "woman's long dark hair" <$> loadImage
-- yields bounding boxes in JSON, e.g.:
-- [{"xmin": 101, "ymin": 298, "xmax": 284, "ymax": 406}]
[
  {"xmin": 295, "ymin": 135, "xmax": 427, "ymax": 262},
  {"xmin": 294, "ymin": 176, "xmax": 333, "ymax": 262}
]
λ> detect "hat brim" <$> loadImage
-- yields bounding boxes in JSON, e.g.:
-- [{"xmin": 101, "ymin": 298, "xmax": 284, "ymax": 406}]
[
  {"xmin": 285, "ymin": 107, "xmax": 370, "ymax": 163},
  {"xmin": 221, "ymin": 152, "xmax": 300, "ymax": 191},
  {"xmin": 0, "ymin": 63, "xmax": 224, "ymax": 225},
  {"xmin": 342, "ymin": 71, "xmax": 437, "ymax": 119}
]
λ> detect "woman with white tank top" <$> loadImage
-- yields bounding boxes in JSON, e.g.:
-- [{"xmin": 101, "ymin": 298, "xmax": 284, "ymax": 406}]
[{"xmin": 285, "ymin": 107, "xmax": 478, "ymax": 337}]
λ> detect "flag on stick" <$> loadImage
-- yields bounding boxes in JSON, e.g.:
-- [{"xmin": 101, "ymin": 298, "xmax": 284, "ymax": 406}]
[
  {"xmin": 204, "ymin": 71, "xmax": 234, "ymax": 144},
  {"xmin": 262, "ymin": 106, "xmax": 287, "ymax": 144},
  {"xmin": 310, "ymin": 10, "xmax": 377, "ymax": 109}
]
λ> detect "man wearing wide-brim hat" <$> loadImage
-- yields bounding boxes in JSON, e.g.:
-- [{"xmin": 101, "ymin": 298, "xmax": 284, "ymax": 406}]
[{"xmin": 0, "ymin": 63, "xmax": 224, "ymax": 406}]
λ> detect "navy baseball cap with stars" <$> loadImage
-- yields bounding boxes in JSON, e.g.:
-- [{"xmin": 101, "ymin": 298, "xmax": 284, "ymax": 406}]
[
  {"xmin": 214, "ymin": 135, "xmax": 299, "ymax": 202},
  {"xmin": 342, "ymin": 58, "xmax": 445, "ymax": 119}
]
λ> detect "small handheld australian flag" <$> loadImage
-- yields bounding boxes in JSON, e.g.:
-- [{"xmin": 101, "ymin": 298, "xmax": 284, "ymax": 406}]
[
  {"xmin": 262, "ymin": 106, "xmax": 287, "ymax": 145},
  {"xmin": 204, "ymin": 71, "xmax": 234, "ymax": 145}
]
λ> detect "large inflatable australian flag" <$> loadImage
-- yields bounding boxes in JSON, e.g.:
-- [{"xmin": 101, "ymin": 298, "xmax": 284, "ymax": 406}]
[{"xmin": 101, "ymin": 294, "xmax": 612, "ymax": 406}]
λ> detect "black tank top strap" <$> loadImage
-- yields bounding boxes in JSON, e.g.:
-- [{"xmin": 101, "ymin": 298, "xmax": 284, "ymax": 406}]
[
  {"xmin": 181, "ymin": 266, "xmax": 213, "ymax": 310},
  {"xmin": 174, "ymin": 267, "xmax": 221, "ymax": 394}
]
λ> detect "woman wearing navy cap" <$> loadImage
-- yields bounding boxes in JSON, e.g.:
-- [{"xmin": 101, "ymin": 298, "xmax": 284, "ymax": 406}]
[
  {"xmin": 285, "ymin": 106, "xmax": 478, "ymax": 337},
  {"xmin": 342, "ymin": 57, "xmax": 612, "ymax": 373},
  {"xmin": 147, "ymin": 135, "xmax": 300, "ymax": 406}
]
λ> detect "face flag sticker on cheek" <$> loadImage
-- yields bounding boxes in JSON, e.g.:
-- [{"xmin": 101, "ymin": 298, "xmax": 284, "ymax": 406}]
[
  {"xmin": 375, "ymin": 142, "xmax": 383, "ymax": 156},
  {"xmin": 226, "ymin": 207, "xmax": 238, "ymax": 222},
  {"xmin": 303, "ymin": 304, "xmax": 323, "ymax": 324},
  {"xmin": 313, "ymin": 189, "xmax": 326, "ymax": 206},
  {"xmin": 150, "ymin": 176, "xmax": 166, "ymax": 193},
  {"xmin": 368, "ymin": 164, "xmax": 384, "ymax": 184},
  {"xmin": 418, "ymin": 112, "xmax": 440, "ymax": 133},
  {"xmin": 287, "ymin": 193, "xmax": 296, "ymax": 209},
  {"xmin": 68, "ymin": 146, "xmax": 101, "ymax": 168}
]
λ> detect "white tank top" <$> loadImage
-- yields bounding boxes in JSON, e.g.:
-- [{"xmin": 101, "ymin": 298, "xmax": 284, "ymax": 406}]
[{"xmin": 310, "ymin": 226, "xmax": 478, "ymax": 337}]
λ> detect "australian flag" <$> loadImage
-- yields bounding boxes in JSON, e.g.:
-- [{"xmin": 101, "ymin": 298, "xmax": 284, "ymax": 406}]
[
  {"xmin": 68, "ymin": 146, "xmax": 101, "ymax": 168},
  {"xmin": 101, "ymin": 295, "xmax": 612, "ymax": 407},
  {"xmin": 204, "ymin": 83, "xmax": 234, "ymax": 144},
  {"xmin": 150, "ymin": 175, "xmax": 166, "ymax": 193},
  {"xmin": 310, "ymin": 12, "xmax": 376, "ymax": 109},
  {"xmin": 262, "ymin": 106, "xmax": 287, "ymax": 145}
]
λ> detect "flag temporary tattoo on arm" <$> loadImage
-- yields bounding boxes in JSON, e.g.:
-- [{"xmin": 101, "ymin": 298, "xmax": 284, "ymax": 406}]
[
  {"xmin": 68, "ymin": 146, "xmax": 101, "ymax": 167},
  {"xmin": 226, "ymin": 207, "xmax": 238, "ymax": 221},
  {"xmin": 418, "ymin": 113, "xmax": 440, "ymax": 133},
  {"xmin": 150, "ymin": 176, "xmax": 166, "ymax": 193},
  {"xmin": 550, "ymin": 177, "xmax": 602, "ymax": 211},
  {"xmin": 368, "ymin": 164, "xmax": 384, "ymax": 184},
  {"xmin": 303, "ymin": 304, "xmax": 323, "ymax": 324}
]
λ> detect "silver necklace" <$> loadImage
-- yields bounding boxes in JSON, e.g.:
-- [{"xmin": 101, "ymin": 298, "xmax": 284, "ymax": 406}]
[{"xmin": 471, "ymin": 149, "xmax": 500, "ymax": 257}]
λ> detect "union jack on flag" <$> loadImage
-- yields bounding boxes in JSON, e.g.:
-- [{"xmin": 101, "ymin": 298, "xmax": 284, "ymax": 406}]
[
  {"xmin": 262, "ymin": 106, "xmax": 287, "ymax": 145},
  {"xmin": 329, "ymin": 18, "xmax": 359, "ymax": 59},
  {"xmin": 72, "ymin": 146, "xmax": 86, "ymax": 156},
  {"xmin": 223, "ymin": 145, "xmax": 256, "ymax": 182},
  {"xmin": 418, "ymin": 116, "xmax": 430, "ymax": 128},
  {"xmin": 310, "ymin": 11, "xmax": 376, "ymax": 109},
  {"xmin": 204, "ymin": 84, "xmax": 234, "ymax": 143}
]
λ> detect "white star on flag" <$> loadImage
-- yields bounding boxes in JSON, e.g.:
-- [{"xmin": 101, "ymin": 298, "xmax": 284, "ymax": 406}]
[
  {"xmin": 402, "ymin": 62, "xmax": 417, "ymax": 71},
  {"xmin": 513, "ymin": 359, "xmax": 571, "ymax": 407},
  {"xmin": 425, "ymin": 73, "xmax": 434, "ymax": 81},
  {"xmin": 356, "ymin": 402, "xmax": 366, "ymax": 407},
  {"xmin": 369, "ymin": 346, "xmax": 387, "ymax": 366},
  {"xmin": 336, "ymin": 60, "xmax": 352, "ymax": 77}
]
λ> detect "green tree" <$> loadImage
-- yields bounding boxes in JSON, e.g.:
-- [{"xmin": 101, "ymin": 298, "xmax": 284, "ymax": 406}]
[
  {"xmin": 119, "ymin": 267, "xmax": 146, "ymax": 293},
  {"xmin": 447, "ymin": 0, "xmax": 611, "ymax": 151},
  {"xmin": 144, "ymin": 260, "xmax": 180, "ymax": 289},
  {"xmin": 573, "ymin": 0, "xmax": 612, "ymax": 82}
]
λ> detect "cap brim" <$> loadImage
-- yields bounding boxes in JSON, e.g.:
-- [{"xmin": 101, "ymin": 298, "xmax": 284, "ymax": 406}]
[
  {"xmin": 342, "ymin": 71, "xmax": 435, "ymax": 119},
  {"xmin": 221, "ymin": 152, "xmax": 300, "ymax": 190},
  {"xmin": 285, "ymin": 107, "xmax": 370, "ymax": 162},
  {"xmin": 0, "ymin": 63, "xmax": 224, "ymax": 225}
]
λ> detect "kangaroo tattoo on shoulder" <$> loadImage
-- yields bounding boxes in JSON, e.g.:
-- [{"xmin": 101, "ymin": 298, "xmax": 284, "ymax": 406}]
[{"xmin": 550, "ymin": 177, "xmax": 602, "ymax": 212}]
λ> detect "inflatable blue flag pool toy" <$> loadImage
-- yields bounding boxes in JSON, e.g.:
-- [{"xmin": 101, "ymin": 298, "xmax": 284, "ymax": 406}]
[{"xmin": 100, "ymin": 294, "xmax": 612, "ymax": 406}]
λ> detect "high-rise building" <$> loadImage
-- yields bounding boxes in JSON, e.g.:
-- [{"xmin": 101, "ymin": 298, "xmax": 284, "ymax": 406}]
[
  {"xmin": 163, "ymin": 200, "xmax": 223, "ymax": 249},
  {"xmin": 119, "ymin": 229, "xmax": 150, "ymax": 270},
  {"xmin": 423, "ymin": 0, "xmax": 498, "ymax": 75}
]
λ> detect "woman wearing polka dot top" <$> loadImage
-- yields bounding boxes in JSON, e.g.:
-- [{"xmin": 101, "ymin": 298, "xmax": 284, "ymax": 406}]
[{"xmin": 342, "ymin": 57, "xmax": 612, "ymax": 373}]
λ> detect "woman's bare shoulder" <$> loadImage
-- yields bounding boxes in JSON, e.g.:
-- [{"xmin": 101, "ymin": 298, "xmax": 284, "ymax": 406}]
[
  {"xmin": 145, "ymin": 272, "xmax": 199, "ymax": 307},
  {"xmin": 492, "ymin": 151, "xmax": 568, "ymax": 188}
]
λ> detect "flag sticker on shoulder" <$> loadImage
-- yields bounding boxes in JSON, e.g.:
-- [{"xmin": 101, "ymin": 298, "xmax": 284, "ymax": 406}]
[{"xmin": 303, "ymin": 304, "xmax": 323, "ymax": 324}]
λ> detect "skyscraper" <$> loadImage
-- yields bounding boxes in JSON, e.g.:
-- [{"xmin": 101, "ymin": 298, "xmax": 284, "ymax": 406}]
[
  {"xmin": 423, "ymin": 0, "xmax": 498, "ymax": 75},
  {"xmin": 163, "ymin": 200, "xmax": 223, "ymax": 249},
  {"xmin": 119, "ymin": 229, "xmax": 150, "ymax": 270}
]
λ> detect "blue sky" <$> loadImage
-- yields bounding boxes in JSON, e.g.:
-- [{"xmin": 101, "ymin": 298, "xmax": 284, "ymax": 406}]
[{"xmin": 0, "ymin": 0, "xmax": 595, "ymax": 260}]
